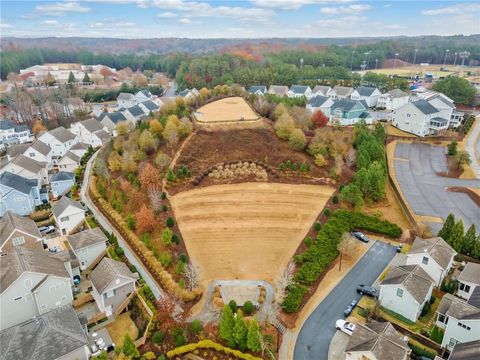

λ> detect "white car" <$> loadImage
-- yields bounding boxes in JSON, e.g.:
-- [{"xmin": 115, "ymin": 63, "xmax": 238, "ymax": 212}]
[{"xmin": 336, "ymin": 319, "xmax": 355, "ymax": 336}]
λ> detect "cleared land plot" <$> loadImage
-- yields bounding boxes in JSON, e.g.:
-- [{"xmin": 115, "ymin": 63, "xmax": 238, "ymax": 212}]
[
  {"xmin": 194, "ymin": 97, "xmax": 260, "ymax": 124},
  {"xmin": 170, "ymin": 182, "xmax": 334, "ymax": 287}
]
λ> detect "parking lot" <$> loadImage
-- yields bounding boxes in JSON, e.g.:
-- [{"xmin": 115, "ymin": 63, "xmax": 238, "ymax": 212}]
[{"xmin": 393, "ymin": 142, "xmax": 480, "ymax": 234}]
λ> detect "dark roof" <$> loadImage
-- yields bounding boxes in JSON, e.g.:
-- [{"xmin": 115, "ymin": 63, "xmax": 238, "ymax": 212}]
[
  {"xmin": 0, "ymin": 120, "xmax": 30, "ymax": 133},
  {"xmin": 0, "ymin": 305, "xmax": 88, "ymax": 360},
  {"xmin": 52, "ymin": 196, "xmax": 83, "ymax": 218},
  {"xmin": 0, "ymin": 172, "xmax": 37, "ymax": 194},
  {"xmin": 136, "ymin": 89, "xmax": 151, "ymax": 97},
  {"xmin": 449, "ymin": 340, "xmax": 480, "ymax": 360},
  {"xmin": 356, "ymin": 86, "xmax": 378, "ymax": 96},
  {"xmin": 289, "ymin": 85, "xmax": 310, "ymax": 94},
  {"xmin": 105, "ymin": 112, "xmax": 127, "ymax": 124},
  {"xmin": 90, "ymin": 257, "xmax": 138, "ymax": 294},
  {"xmin": 411, "ymin": 100, "xmax": 439, "ymax": 115},
  {"xmin": 178, "ymin": 89, "xmax": 190, "ymax": 97},
  {"xmin": 331, "ymin": 99, "xmax": 365, "ymax": 112},
  {"xmin": 141, "ymin": 100, "xmax": 159, "ymax": 111},
  {"xmin": 248, "ymin": 86, "xmax": 267, "ymax": 94},
  {"xmin": 127, "ymin": 105, "xmax": 146, "ymax": 117},
  {"xmin": 0, "ymin": 211, "xmax": 42, "ymax": 248},
  {"xmin": 308, "ymin": 95, "xmax": 330, "ymax": 107},
  {"xmin": 381, "ymin": 265, "xmax": 434, "ymax": 304},
  {"xmin": 50, "ymin": 171, "xmax": 75, "ymax": 182},
  {"xmin": 409, "ymin": 237, "xmax": 456, "ymax": 270},
  {"xmin": 467, "ymin": 285, "xmax": 480, "ymax": 309},
  {"xmin": 67, "ymin": 228, "xmax": 107, "ymax": 250}
]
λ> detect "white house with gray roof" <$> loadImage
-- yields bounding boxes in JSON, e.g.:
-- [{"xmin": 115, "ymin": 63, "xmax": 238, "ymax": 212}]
[
  {"xmin": 23, "ymin": 140, "xmax": 52, "ymax": 165},
  {"xmin": 331, "ymin": 85, "xmax": 355, "ymax": 100},
  {"xmin": 345, "ymin": 320, "xmax": 411, "ymax": 360},
  {"xmin": 90, "ymin": 257, "xmax": 139, "ymax": 316},
  {"xmin": 287, "ymin": 85, "xmax": 313, "ymax": 99},
  {"xmin": 307, "ymin": 95, "xmax": 334, "ymax": 116},
  {"xmin": 377, "ymin": 89, "xmax": 409, "ymax": 110},
  {"xmin": 268, "ymin": 85, "xmax": 289, "ymax": 97},
  {"xmin": 436, "ymin": 290, "xmax": 480, "ymax": 350},
  {"xmin": 447, "ymin": 340, "xmax": 480, "ymax": 360},
  {"xmin": 52, "ymin": 196, "xmax": 85, "ymax": 235},
  {"xmin": 124, "ymin": 104, "xmax": 147, "ymax": 123},
  {"xmin": 57, "ymin": 151, "xmax": 81, "ymax": 173},
  {"xmin": 38, "ymin": 126, "xmax": 78, "ymax": 157},
  {"xmin": 0, "ymin": 211, "xmax": 43, "ymax": 253},
  {"xmin": 117, "ymin": 92, "xmax": 136, "ymax": 109},
  {"xmin": 134, "ymin": 89, "xmax": 152, "ymax": 102},
  {"xmin": 406, "ymin": 236, "xmax": 456, "ymax": 286},
  {"xmin": 457, "ymin": 263, "xmax": 480, "ymax": 301},
  {"xmin": 70, "ymin": 118, "xmax": 108, "ymax": 148},
  {"xmin": 99, "ymin": 111, "xmax": 131, "ymax": 134},
  {"xmin": 138, "ymin": 100, "xmax": 160, "ymax": 115},
  {"xmin": 66, "ymin": 228, "xmax": 107, "ymax": 270},
  {"xmin": 392, "ymin": 100, "xmax": 449, "ymax": 137},
  {"xmin": 0, "ymin": 247, "xmax": 73, "ymax": 330},
  {"xmin": 6, "ymin": 143, "xmax": 31, "ymax": 161},
  {"xmin": 312, "ymin": 85, "xmax": 333, "ymax": 97},
  {"xmin": 0, "ymin": 172, "xmax": 41, "ymax": 216},
  {"xmin": 413, "ymin": 89, "xmax": 464, "ymax": 129},
  {"xmin": 0, "ymin": 120, "xmax": 34, "ymax": 151},
  {"xmin": 69, "ymin": 142, "xmax": 89, "ymax": 159},
  {"xmin": 379, "ymin": 264, "xmax": 435, "ymax": 322},
  {"xmin": 0, "ymin": 154, "xmax": 48, "ymax": 186},
  {"xmin": 350, "ymin": 86, "xmax": 382, "ymax": 107},
  {"xmin": 248, "ymin": 85, "xmax": 267, "ymax": 95},
  {"xmin": 0, "ymin": 305, "xmax": 89, "ymax": 360},
  {"xmin": 50, "ymin": 171, "xmax": 75, "ymax": 198}
]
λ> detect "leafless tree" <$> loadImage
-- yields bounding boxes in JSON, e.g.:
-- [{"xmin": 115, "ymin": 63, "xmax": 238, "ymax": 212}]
[
  {"xmin": 258, "ymin": 328, "xmax": 276, "ymax": 360},
  {"xmin": 148, "ymin": 187, "xmax": 162, "ymax": 213},
  {"xmin": 198, "ymin": 303, "xmax": 221, "ymax": 325},
  {"xmin": 275, "ymin": 261, "xmax": 295, "ymax": 305},
  {"xmin": 344, "ymin": 148, "xmax": 356, "ymax": 168},
  {"xmin": 184, "ymin": 262, "xmax": 199, "ymax": 291}
]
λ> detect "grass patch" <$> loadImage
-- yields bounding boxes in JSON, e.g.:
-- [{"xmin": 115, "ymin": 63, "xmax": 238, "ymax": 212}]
[
  {"xmin": 106, "ymin": 311, "xmax": 139, "ymax": 347},
  {"xmin": 380, "ymin": 306, "xmax": 415, "ymax": 325},
  {"xmin": 408, "ymin": 339, "xmax": 437, "ymax": 359}
]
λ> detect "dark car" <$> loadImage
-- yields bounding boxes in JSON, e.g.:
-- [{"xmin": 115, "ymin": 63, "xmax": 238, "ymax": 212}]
[
  {"xmin": 357, "ymin": 285, "xmax": 378, "ymax": 297},
  {"xmin": 344, "ymin": 299, "xmax": 358, "ymax": 317},
  {"xmin": 396, "ymin": 244, "xmax": 403, "ymax": 253},
  {"xmin": 351, "ymin": 231, "xmax": 369, "ymax": 243}
]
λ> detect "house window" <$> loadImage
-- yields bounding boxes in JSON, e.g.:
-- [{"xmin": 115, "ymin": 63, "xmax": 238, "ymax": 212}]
[
  {"xmin": 29, "ymin": 152, "xmax": 35, "ymax": 157},
  {"xmin": 13, "ymin": 236, "xmax": 25, "ymax": 246},
  {"xmin": 60, "ymin": 216, "xmax": 70, "ymax": 222},
  {"xmin": 437, "ymin": 314, "xmax": 447, "ymax": 323},
  {"xmin": 407, "ymin": 114, "xmax": 411, "ymax": 118},
  {"xmin": 104, "ymin": 289, "xmax": 116, "ymax": 299},
  {"xmin": 396, "ymin": 288, "xmax": 403, "ymax": 298},
  {"xmin": 449, "ymin": 338, "xmax": 459, "ymax": 348},
  {"xmin": 461, "ymin": 283, "xmax": 471, "ymax": 293},
  {"xmin": 422, "ymin": 256, "xmax": 429, "ymax": 265}
]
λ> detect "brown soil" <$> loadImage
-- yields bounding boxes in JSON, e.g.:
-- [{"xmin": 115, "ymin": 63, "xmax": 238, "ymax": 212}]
[
  {"xmin": 194, "ymin": 97, "xmax": 260, "ymax": 123},
  {"xmin": 437, "ymin": 155, "xmax": 464, "ymax": 178},
  {"xmin": 448, "ymin": 187, "xmax": 480, "ymax": 207}
]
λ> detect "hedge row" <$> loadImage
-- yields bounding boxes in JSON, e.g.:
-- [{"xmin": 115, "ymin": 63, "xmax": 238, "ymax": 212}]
[
  {"xmin": 89, "ymin": 175, "xmax": 202, "ymax": 302},
  {"xmin": 166, "ymin": 339, "xmax": 262, "ymax": 360},
  {"xmin": 282, "ymin": 210, "xmax": 401, "ymax": 313}
]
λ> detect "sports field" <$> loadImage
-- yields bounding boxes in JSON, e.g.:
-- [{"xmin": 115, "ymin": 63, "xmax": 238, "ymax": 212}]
[
  {"xmin": 194, "ymin": 97, "xmax": 260, "ymax": 124},
  {"xmin": 170, "ymin": 182, "xmax": 334, "ymax": 287}
]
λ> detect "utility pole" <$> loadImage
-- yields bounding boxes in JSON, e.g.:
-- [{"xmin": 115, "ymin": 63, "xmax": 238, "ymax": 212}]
[
  {"xmin": 413, "ymin": 48, "xmax": 418, "ymax": 66},
  {"xmin": 393, "ymin": 53, "xmax": 399, "ymax": 72},
  {"xmin": 453, "ymin": 52, "xmax": 458, "ymax": 66},
  {"xmin": 375, "ymin": 58, "xmax": 378, "ymax": 69},
  {"xmin": 443, "ymin": 49, "xmax": 450, "ymax": 66},
  {"xmin": 459, "ymin": 51, "xmax": 470, "ymax": 67}
]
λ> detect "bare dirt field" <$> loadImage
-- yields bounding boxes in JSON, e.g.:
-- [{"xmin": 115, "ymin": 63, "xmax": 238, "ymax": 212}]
[
  {"xmin": 194, "ymin": 97, "xmax": 260, "ymax": 124},
  {"xmin": 170, "ymin": 182, "xmax": 335, "ymax": 288},
  {"xmin": 365, "ymin": 63, "xmax": 479, "ymax": 79}
]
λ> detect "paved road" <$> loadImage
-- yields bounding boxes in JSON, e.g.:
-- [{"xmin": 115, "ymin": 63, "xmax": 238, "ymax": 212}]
[
  {"xmin": 394, "ymin": 142, "xmax": 480, "ymax": 234},
  {"xmin": 464, "ymin": 116, "xmax": 480, "ymax": 178},
  {"xmin": 163, "ymin": 80, "xmax": 176, "ymax": 98},
  {"xmin": 294, "ymin": 241, "xmax": 397, "ymax": 360}
]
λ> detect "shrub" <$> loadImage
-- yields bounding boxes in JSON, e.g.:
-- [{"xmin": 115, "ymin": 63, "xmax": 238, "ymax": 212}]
[
  {"xmin": 162, "ymin": 228, "xmax": 173, "ymax": 246},
  {"xmin": 153, "ymin": 331, "xmax": 165, "ymax": 344},
  {"xmin": 159, "ymin": 252, "xmax": 172, "ymax": 267},
  {"xmin": 430, "ymin": 295, "xmax": 436, "ymax": 304},
  {"xmin": 189, "ymin": 320, "xmax": 203, "ymax": 335},
  {"xmin": 229, "ymin": 300, "xmax": 238, "ymax": 313},
  {"xmin": 408, "ymin": 342, "xmax": 436, "ymax": 359},
  {"xmin": 421, "ymin": 302, "xmax": 431, "ymax": 317},
  {"xmin": 115, "ymin": 246, "xmax": 124, "ymax": 256},
  {"xmin": 332, "ymin": 195, "xmax": 339, "ymax": 204},
  {"xmin": 166, "ymin": 217, "xmax": 175, "ymax": 228},
  {"xmin": 281, "ymin": 283, "xmax": 308, "ymax": 313},
  {"xmin": 126, "ymin": 214, "xmax": 136, "ymax": 230},
  {"xmin": 175, "ymin": 261, "xmax": 185, "ymax": 274},
  {"xmin": 323, "ymin": 208, "xmax": 332, "ymax": 217},
  {"xmin": 243, "ymin": 301, "xmax": 254, "ymax": 315},
  {"xmin": 172, "ymin": 327, "xmax": 187, "ymax": 347},
  {"xmin": 172, "ymin": 234, "xmax": 180, "ymax": 245},
  {"xmin": 161, "ymin": 191, "xmax": 167, "ymax": 200},
  {"xmin": 179, "ymin": 253, "xmax": 188, "ymax": 263},
  {"xmin": 288, "ymin": 128, "xmax": 307, "ymax": 151},
  {"xmin": 430, "ymin": 326, "xmax": 444, "ymax": 344},
  {"xmin": 162, "ymin": 204, "xmax": 168, "ymax": 212},
  {"xmin": 304, "ymin": 236, "xmax": 313, "ymax": 247},
  {"xmin": 314, "ymin": 222, "xmax": 322, "ymax": 231}
]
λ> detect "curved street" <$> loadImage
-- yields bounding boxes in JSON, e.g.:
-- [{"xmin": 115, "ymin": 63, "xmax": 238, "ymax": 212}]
[
  {"xmin": 464, "ymin": 115, "xmax": 480, "ymax": 178},
  {"xmin": 293, "ymin": 241, "xmax": 397, "ymax": 360}
]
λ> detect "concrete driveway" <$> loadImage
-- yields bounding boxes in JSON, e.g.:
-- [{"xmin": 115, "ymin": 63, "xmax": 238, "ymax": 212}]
[
  {"xmin": 293, "ymin": 241, "xmax": 397, "ymax": 360},
  {"xmin": 393, "ymin": 142, "xmax": 480, "ymax": 234}
]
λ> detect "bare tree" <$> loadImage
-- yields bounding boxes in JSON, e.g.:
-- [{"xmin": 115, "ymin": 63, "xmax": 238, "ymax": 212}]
[
  {"xmin": 258, "ymin": 328, "xmax": 276, "ymax": 360},
  {"xmin": 198, "ymin": 303, "xmax": 221, "ymax": 325},
  {"xmin": 275, "ymin": 261, "xmax": 295, "ymax": 306},
  {"xmin": 344, "ymin": 148, "xmax": 356, "ymax": 168},
  {"xmin": 148, "ymin": 187, "xmax": 162, "ymax": 213},
  {"xmin": 184, "ymin": 262, "xmax": 199, "ymax": 291}
]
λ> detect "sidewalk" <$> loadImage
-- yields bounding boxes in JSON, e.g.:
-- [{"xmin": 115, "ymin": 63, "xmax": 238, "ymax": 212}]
[{"xmin": 462, "ymin": 115, "xmax": 480, "ymax": 178}]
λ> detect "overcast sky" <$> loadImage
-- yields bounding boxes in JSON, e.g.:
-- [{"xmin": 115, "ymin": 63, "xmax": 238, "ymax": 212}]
[{"xmin": 1, "ymin": 0, "xmax": 479, "ymax": 38}]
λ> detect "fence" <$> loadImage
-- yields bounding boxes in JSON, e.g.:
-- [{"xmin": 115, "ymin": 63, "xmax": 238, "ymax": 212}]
[{"xmin": 133, "ymin": 291, "xmax": 155, "ymax": 347}]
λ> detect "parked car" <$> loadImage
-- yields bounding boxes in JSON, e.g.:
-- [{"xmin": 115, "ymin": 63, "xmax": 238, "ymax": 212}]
[
  {"xmin": 396, "ymin": 244, "xmax": 403, "ymax": 253},
  {"xmin": 344, "ymin": 299, "xmax": 358, "ymax": 317},
  {"xmin": 336, "ymin": 319, "xmax": 355, "ymax": 336},
  {"xmin": 357, "ymin": 284, "xmax": 378, "ymax": 297},
  {"xmin": 351, "ymin": 231, "xmax": 369, "ymax": 243},
  {"xmin": 38, "ymin": 225, "xmax": 55, "ymax": 234}
]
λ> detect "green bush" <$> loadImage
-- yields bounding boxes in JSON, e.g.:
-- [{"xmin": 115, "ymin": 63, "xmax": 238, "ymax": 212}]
[
  {"xmin": 314, "ymin": 222, "xmax": 322, "ymax": 231},
  {"xmin": 115, "ymin": 246, "xmax": 124, "ymax": 256},
  {"xmin": 430, "ymin": 326, "xmax": 444, "ymax": 344},
  {"xmin": 333, "ymin": 210, "xmax": 402, "ymax": 238},
  {"xmin": 172, "ymin": 327, "xmax": 187, "ymax": 347},
  {"xmin": 429, "ymin": 295, "xmax": 436, "ymax": 304},
  {"xmin": 179, "ymin": 253, "xmax": 188, "ymax": 263},
  {"xmin": 162, "ymin": 204, "xmax": 168, "ymax": 212},
  {"xmin": 189, "ymin": 320, "xmax": 203, "ymax": 335},
  {"xmin": 281, "ymin": 283, "xmax": 308, "ymax": 313},
  {"xmin": 332, "ymin": 195, "xmax": 339, "ymax": 204},
  {"xmin": 161, "ymin": 191, "xmax": 167, "ymax": 200},
  {"xmin": 166, "ymin": 217, "xmax": 175, "ymax": 228},
  {"xmin": 421, "ymin": 302, "xmax": 431, "ymax": 317},
  {"xmin": 126, "ymin": 214, "xmax": 136, "ymax": 230},
  {"xmin": 304, "ymin": 236, "xmax": 313, "ymax": 248},
  {"xmin": 323, "ymin": 208, "xmax": 332, "ymax": 217},
  {"xmin": 408, "ymin": 343, "xmax": 436, "ymax": 359},
  {"xmin": 243, "ymin": 301, "xmax": 254, "ymax": 315},
  {"xmin": 153, "ymin": 331, "xmax": 165, "ymax": 344},
  {"xmin": 172, "ymin": 234, "xmax": 180, "ymax": 245},
  {"xmin": 357, "ymin": 307, "xmax": 369, "ymax": 317},
  {"xmin": 229, "ymin": 300, "xmax": 238, "ymax": 313}
]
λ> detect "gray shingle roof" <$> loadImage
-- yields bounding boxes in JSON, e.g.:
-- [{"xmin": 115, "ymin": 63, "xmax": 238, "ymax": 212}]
[
  {"xmin": 30, "ymin": 141, "xmax": 51, "ymax": 156},
  {"xmin": 409, "ymin": 237, "xmax": 456, "ymax": 270},
  {"xmin": 289, "ymin": 85, "xmax": 310, "ymax": 94},
  {"xmin": 94, "ymin": 129, "xmax": 110, "ymax": 142},
  {"xmin": 70, "ymin": 142, "xmax": 89, "ymax": 151},
  {"xmin": 0, "ymin": 247, "xmax": 69, "ymax": 292},
  {"xmin": 437, "ymin": 293, "xmax": 480, "ymax": 320},
  {"xmin": 268, "ymin": 85, "xmax": 289, "ymax": 96},
  {"xmin": 449, "ymin": 340, "xmax": 480, "ymax": 360},
  {"xmin": 248, "ymin": 86, "xmax": 267, "ymax": 94},
  {"xmin": 48, "ymin": 127, "xmax": 76, "ymax": 143},
  {"xmin": 308, "ymin": 95, "xmax": 330, "ymax": 107},
  {"xmin": 2, "ymin": 154, "xmax": 45, "ymax": 174},
  {"xmin": 52, "ymin": 196, "xmax": 83, "ymax": 218},
  {"xmin": 385, "ymin": 89, "xmax": 408, "ymax": 98},
  {"xmin": 0, "ymin": 120, "xmax": 30, "ymax": 133},
  {"xmin": 67, "ymin": 228, "xmax": 107, "ymax": 250},
  {"xmin": 6, "ymin": 143, "xmax": 31, "ymax": 158},
  {"xmin": 127, "ymin": 104, "xmax": 146, "ymax": 117},
  {"xmin": 136, "ymin": 89, "xmax": 151, "ymax": 98},
  {"xmin": 0, "ymin": 305, "xmax": 88, "ymax": 360},
  {"xmin": 141, "ymin": 100, "xmax": 159, "ymax": 111},
  {"xmin": 356, "ymin": 86, "xmax": 378, "ymax": 97},
  {"xmin": 178, "ymin": 89, "xmax": 191, "ymax": 97},
  {"xmin": 62, "ymin": 151, "xmax": 81, "ymax": 163},
  {"xmin": 381, "ymin": 265, "xmax": 434, "ymax": 304},
  {"xmin": 0, "ymin": 211, "xmax": 42, "ymax": 248},
  {"xmin": 467, "ymin": 285, "xmax": 480, "ymax": 309},
  {"xmin": 0, "ymin": 172, "xmax": 37, "ymax": 194},
  {"xmin": 411, "ymin": 100, "xmax": 439, "ymax": 115},
  {"xmin": 346, "ymin": 321, "xmax": 411, "ymax": 360},
  {"xmin": 79, "ymin": 118, "xmax": 103, "ymax": 133},
  {"xmin": 90, "ymin": 257, "xmax": 137, "ymax": 294},
  {"xmin": 118, "ymin": 92, "xmax": 134, "ymax": 101},
  {"xmin": 312, "ymin": 85, "xmax": 331, "ymax": 95},
  {"xmin": 333, "ymin": 85, "xmax": 354, "ymax": 97},
  {"xmin": 331, "ymin": 99, "xmax": 365, "ymax": 112},
  {"xmin": 50, "ymin": 171, "xmax": 75, "ymax": 182}
]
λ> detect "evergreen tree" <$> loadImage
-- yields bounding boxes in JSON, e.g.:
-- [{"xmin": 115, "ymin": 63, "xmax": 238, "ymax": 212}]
[
  {"xmin": 472, "ymin": 236, "xmax": 480, "ymax": 260},
  {"xmin": 438, "ymin": 214, "xmax": 455, "ymax": 243},
  {"xmin": 462, "ymin": 224, "xmax": 477, "ymax": 255},
  {"xmin": 447, "ymin": 140, "xmax": 458, "ymax": 156},
  {"xmin": 233, "ymin": 310, "xmax": 248, "ymax": 351},
  {"xmin": 246, "ymin": 319, "xmax": 261, "ymax": 352},
  {"xmin": 82, "ymin": 72, "xmax": 91, "ymax": 83},
  {"xmin": 67, "ymin": 71, "xmax": 76, "ymax": 84},
  {"xmin": 219, "ymin": 305, "xmax": 235, "ymax": 348},
  {"xmin": 122, "ymin": 334, "xmax": 140, "ymax": 358},
  {"xmin": 451, "ymin": 219, "xmax": 465, "ymax": 252}
]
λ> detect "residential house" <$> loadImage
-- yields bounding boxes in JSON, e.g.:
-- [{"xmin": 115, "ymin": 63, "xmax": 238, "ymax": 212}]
[
  {"xmin": 51, "ymin": 248, "xmax": 81, "ymax": 280},
  {"xmin": 287, "ymin": 85, "xmax": 313, "ymax": 99},
  {"xmin": 0, "ymin": 247, "xmax": 73, "ymax": 330},
  {"xmin": 267, "ymin": 85, "xmax": 289, "ymax": 97},
  {"xmin": 377, "ymin": 89, "xmax": 409, "ymax": 110},
  {"xmin": 50, "ymin": 171, "xmax": 76, "ymax": 198},
  {"xmin": 6, "ymin": 143, "xmax": 31, "ymax": 161},
  {"xmin": 331, "ymin": 85, "xmax": 355, "ymax": 100},
  {"xmin": 406, "ymin": 236, "xmax": 456, "ymax": 286},
  {"xmin": 350, "ymin": 86, "xmax": 382, "ymax": 107},
  {"xmin": 138, "ymin": 100, "xmax": 160, "ymax": 115},
  {"xmin": 0, "ymin": 305, "xmax": 89, "ymax": 360},
  {"xmin": 70, "ymin": 118, "xmax": 108, "ymax": 147},
  {"xmin": 392, "ymin": 100, "xmax": 449, "ymax": 137},
  {"xmin": 52, "ymin": 196, "xmax": 85, "ymax": 235},
  {"xmin": 448, "ymin": 340, "xmax": 480, "ymax": 360},
  {"xmin": 306, "ymin": 95, "xmax": 334, "ymax": 116},
  {"xmin": 344, "ymin": 320, "xmax": 411, "ymax": 360},
  {"xmin": 0, "ymin": 154, "xmax": 48, "ymax": 186},
  {"xmin": 0, "ymin": 120, "xmax": 34, "ymax": 150},
  {"xmin": 379, "ymin": 264, "xmax": 435, "ymax": 322},
  {"xmin": 436, "ymin": 291, "xmax": 480, "ymax": 350},
  {"xmin": 248, "ymin": 86, "xmax": 267, "ymax": 95},
  {"xmin": 99, "ymin": 111, "xmax": 130, "ymax": 133},
  {"xmin": 134, "ymin": 89, "xmax": 152, "ymax": 102},
  {"xmin": 66, "ymin": 228, "xmax": 108, "ymax": 270},
  {"xmin": 69, "ymin": 142, "xmax": 89, "ymax": 159},
  {"xmin": 38, "ymin": 126, "xmax": 78, "ymax": 158},
  {"xmin": 413, "ymin": 89, "xmax": 464, "ymax": 128},
  {"xmin": 117, "ymin": 92, "xmax": 136, "ymax": 109},
  {"xmin": 178, "ymin": 88, "xmax": 199, "ymax": 100},
  {"xmin": 123, "ymin": 104, "xmax": 147, "ymax": 124},
  {"xmin": 57, "ymin": 151, "xmax": 81, "ymax": 173},
  {"xmin": 457, "ymin": 263, "xmax": 480, "ymax": 301},
  {"xmin": 90, "ymin": 257, "xmax": 139, "ymax": 316},
  {"xmin": 330, "ymin": 99, "xmax": 372, "ymax": 126},
  {"xmin": 0, "ymin": 172, "xmax": 42, "ymax": 216},
  {"xmin": 312, "ymin": 85, "xmax": 333, "ymax": 97},
  {"xmin": 0, "ymin": 211, "xmax": 43, "ymax": 253},
  {"xmin": 23, "ymin": 141, "xmax": 52, "ymax": 166}
]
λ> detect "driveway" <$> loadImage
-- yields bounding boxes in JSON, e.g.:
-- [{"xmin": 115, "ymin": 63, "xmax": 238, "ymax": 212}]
[
  {"xmin": 293, "ymin": 241, "xmax": 397, "ymax": 360},
  {"xmin": 464, "ymin": 116, "xmax": 480, "ymax": 178},
  {"xmin": 163, "ymin": 80, "xmax": 176, "ymax": 98},
  {"xmin": 393, "ymin": 142, "xmax": 480, "ymax": 234}
]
